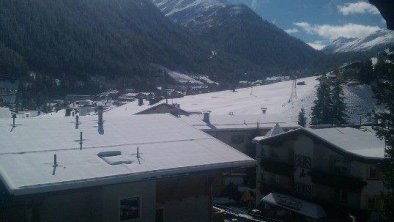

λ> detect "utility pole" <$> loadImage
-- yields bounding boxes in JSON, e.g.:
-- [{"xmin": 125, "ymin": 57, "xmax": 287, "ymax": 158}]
[{"xmin": 255, "ymin": 142, "xmax": 263, "ymax": 207}]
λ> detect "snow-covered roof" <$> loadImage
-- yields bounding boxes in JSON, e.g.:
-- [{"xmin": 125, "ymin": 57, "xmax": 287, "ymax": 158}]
[
  {"xmin": 105, "ymin": 100, "xmax": 156, "ymax": 117},
  {"xmin": 264, "ymin": 123, "xmax": 284, "ymax": 137},
  {"xmin": 0, "ymin": 114, "xmax": 255, "ymax": 195},
  {"xmin": 180, "ymin": 114, "xmax": 299, "ymax": 131},
  {"xmin": 135, "ymin": 103, "xmax": 191, "ymax": 115},
  {"xmin": 0, "ymin": 107, "xmax": 11, "ymax": 118},
  {"xmin": 262, "ymin": 193, "xmax": 326, "ymax": 219},
  {"xmin": 306, "ymin": 127, "xmax": 385, "ymax": 159},
  {"xmin": 254, "ymin": 127, "xmax": 385, "ymax": 160}
]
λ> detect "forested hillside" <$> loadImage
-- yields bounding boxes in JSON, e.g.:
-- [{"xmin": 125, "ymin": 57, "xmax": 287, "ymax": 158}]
[{"xmin": 0, "ymin": 0, "xmax": 261, "ymax": 87}]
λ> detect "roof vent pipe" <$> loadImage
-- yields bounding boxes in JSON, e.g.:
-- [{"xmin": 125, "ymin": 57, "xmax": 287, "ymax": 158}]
[
  {"xmin": 97, "ymin": 105, "xmax": 104, "ymax": 135},
  {"xmin": 80, "ymin": 132, "xmax": 83, "ymax": 150},
  {"xmin": 97, "ymin": 105, "xmax": 104, "ymax": 126},
  {"xmin": 75, "ymin": 115, "xmax": 79, "ymax": 129},
  {"xmin": 12, "ymin": 113, "xmax": 16, "ymax": 128},
  {"xmin": 203, "ymin": 112, "xmax": 211, "ymax": 124},
  {"xmin": 53, "ymin": 154, "xmax": 58, "ymax": 167}
]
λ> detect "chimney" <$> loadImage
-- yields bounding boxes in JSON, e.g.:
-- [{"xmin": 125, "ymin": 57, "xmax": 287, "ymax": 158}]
[
  {"xmin": 138, "ymin": 97, "xmax": 143, "ymax": 106},
  {"xmin": 261, "ymin": 107, "xmax": 267, "ymax": 114},
  {"xmin": 12, "ymin": 113, "xmax": 16, "ymax": 127},
  {"xmin": 203, "ymin": 112, "xmax": 210, "ymax": 124}
]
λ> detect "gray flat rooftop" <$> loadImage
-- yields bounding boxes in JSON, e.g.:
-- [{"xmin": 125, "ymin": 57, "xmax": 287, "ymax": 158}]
[
  {"xmin": 180, "ymin": 114, "xmax": 299, "ymax": 131},
  {"xmin": 0, "ymin": 114, "xmax": 255, "ymax": 195}
]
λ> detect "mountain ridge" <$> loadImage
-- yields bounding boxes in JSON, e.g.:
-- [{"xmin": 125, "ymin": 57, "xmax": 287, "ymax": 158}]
[
  {"xmin": 0, "ymin": 0, "xmax": 265, "ymax": 87},
  {"xmin": 323, "ymin": 29, "xmax": 394, "ymax": 54},
  {"xmin": 152, "ymin": 0, "xmax": 321, "ymax": 74}
]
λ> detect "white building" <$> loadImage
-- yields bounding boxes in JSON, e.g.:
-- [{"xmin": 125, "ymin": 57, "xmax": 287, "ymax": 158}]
[{"xmin": 0, "ymin": 114, "xmax": 254, "ymax": 222}]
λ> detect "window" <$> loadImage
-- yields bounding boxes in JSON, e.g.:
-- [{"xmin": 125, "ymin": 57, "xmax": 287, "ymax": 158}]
[
  {"xmin": 120, "ymin": 197, "xmax": 140, "ymax": 221},
  {"xmin": 335, "ymin": 189, "xmax": 348, "ymax": 203},
  {"xmin": 231, "ymin": 135, "xmax": 244, "ymax": 144},
  {"xmin": 155, "ymin": 208, "xmax": 164, "ymax": 222},
  {"xmin": 294, "ymin": 182, "xmax": 311, "ymax": 196},
  {"xmin": 330, "ymin": 159, "xmax": 349, "ymax": 175},
  {"xmin": 369, "ymin": 167, "xmax": 378, "ymax": 179},
  {"xmin": 367, "ymin": 197, "xmax": 376, "ymax": 210},
  {"xmin": 294, "ymin": 154, "xmax": 311, "ymax": 169}
]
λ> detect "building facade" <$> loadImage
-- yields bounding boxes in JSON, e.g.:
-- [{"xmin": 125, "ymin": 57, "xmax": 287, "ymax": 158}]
[
  {"xmin": 254, "ymin": 127, "xmax": 386, "ymax": 219},
  {"xmin": 0, "ymin": 114, "xmax": 255, "ymax": 222}
]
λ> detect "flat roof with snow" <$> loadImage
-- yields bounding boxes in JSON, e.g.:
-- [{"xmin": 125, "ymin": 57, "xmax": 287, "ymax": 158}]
[
  {"xmin": 180, "ymin": 114, "xmax": 299, "ymax": 131},
  {"xmin": 0, "ymin": 114, "xmax": 255, "ymax": 195}
]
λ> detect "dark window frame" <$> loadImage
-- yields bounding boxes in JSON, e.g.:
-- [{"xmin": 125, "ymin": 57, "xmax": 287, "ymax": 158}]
[{"xmin": 119, "ymin": 197, "xmax": 141, "ymax": 221}]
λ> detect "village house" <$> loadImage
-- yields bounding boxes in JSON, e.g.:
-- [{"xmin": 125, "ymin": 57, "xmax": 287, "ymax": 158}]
[
  {"xmin": 0, "ymin": 79, "xmax": 18, "ymax": 105},
  {"xmin": 0, "ymin": 113, "xmax": 254, "ymax": 222},
  {"xmin": 135, "ymin": 103, "xmax": 192, "ymax": 116},
  {"xmin": 65, "ymin": 94, "xmax": 94, "ymax": 103},
  {"xmin": 253, "ymin": 127, "xmax": 386, "ymax": 221}
]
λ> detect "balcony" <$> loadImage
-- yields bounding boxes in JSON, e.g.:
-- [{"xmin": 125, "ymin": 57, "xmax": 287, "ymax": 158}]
[
  {"xmin": 261, "ymin": 160, "xmax": 295, "ymax": 177},
  {"xmin": 309, "ymin": 170, "xmax": 367, "ymax": 192}
]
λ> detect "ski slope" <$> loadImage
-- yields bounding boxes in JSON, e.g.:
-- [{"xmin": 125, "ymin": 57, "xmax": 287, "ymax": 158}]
[
  {"xmin": 107, "ymin": 76, "xmax": 379, "ymax": 125},
  {"xmin": 169, "ymin": 76, "xmax": 318, "ymax": 122}
]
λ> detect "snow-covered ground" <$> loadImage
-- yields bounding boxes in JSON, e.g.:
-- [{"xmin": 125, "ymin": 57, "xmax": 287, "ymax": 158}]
[
  {"xmin": 169, "ymin": 77, "xmax": 318, "ymax": 119},
  {"xmin": 107, "ymin": 76, "xmax": 379, "ymax": 125},
  {"xmin": 167, "ymin": 70, "xmax": 204, "ymax": 85},
  {"xmin": 37, "ymin": 76, "xmax": 379, "ymax": 125}
]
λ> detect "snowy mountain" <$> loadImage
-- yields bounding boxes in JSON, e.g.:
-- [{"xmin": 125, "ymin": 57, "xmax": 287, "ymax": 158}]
[
  {"xmin": 323, "ymin": 30, "xmax": 394, "ymax": 54},
  {"xmin": 152, "ymin": 0, "xmax": 320, "ymax": 74}
]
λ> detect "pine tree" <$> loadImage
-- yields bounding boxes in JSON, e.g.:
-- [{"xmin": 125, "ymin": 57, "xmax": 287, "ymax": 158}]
[
  {"xmin": 331, "ymin": 78, "xmax": 348, "ymax": 125},
  {"xmin": 311, "ymin": 75, "xmax": 332, "ymax": 125},
  {"xmin": 298, "ymin": 108, "xmax": 307, "ymax": 127},
  {"xmin": 373, "ymin": 52, "xmax": 394, "ymax": 221}
]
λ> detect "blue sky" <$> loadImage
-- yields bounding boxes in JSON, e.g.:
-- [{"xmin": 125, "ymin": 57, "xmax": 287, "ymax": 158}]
[{"xmin": 228, "ymin": 0, "xmax": 387, "ymax": 49}]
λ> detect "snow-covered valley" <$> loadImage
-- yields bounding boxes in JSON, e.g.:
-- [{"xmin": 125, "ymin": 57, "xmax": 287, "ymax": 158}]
[{"xmin": 106, "ymin": 76, "xmax": 379, "ymax": 125}]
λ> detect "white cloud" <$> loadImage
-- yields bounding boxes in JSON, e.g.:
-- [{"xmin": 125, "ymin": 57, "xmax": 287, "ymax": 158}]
[
  {"xmin": 307, "ymin": 41, "xmax": 326, "ymax": 50},
  {"xmin": 338, "ymin": 2, "xmax": 380, "ymax": 16},
  {"xmin": 251, "ymin": 0, "xmax": 269, "ymax": 10},
  {"xmin": 285, "ymin": 28, "xmax": 298, "ymax": 34},
  {"xmin": 294, "ymin": 22, "xmax": 380, "ymax": 40},
  {"xmin": 294, "ymin": 22, "xmax": 314, "ymax": 33}
]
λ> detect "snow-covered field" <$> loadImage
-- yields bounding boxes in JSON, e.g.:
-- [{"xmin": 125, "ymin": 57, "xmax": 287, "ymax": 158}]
[
  {"xmin": 167, "ymin": 70, "xmax": 204, "ymax": 84},
  {"xmin": 107, "ymin": 76, "xmax": 379, "ymax": 125},
  {"xmin": 171, "ymin": 77, "xmax": 318, "ymax": 117},
  {"xmin": 36, "ymin": 76, "xmax": 379, "ymax": 125}
]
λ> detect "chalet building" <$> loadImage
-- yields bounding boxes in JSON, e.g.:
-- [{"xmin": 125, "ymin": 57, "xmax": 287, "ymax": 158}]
[
  {"xmin": 253, "ymin": 127, "xmax": 386, "ymax": 221},
  {"xmin": 65, "ymin": 94, "xmax": 94, "ymax": 103},
  {"xmin": 0, "ymin": 114, "xmax": 254, "ymax": 222},
  {"xmin": 0, "ymin": 79, "xmax": 18, "ymax": 104},
  {"xmin": 135, "ymin": 103, "xmax": 191, "ymax": 116}
]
